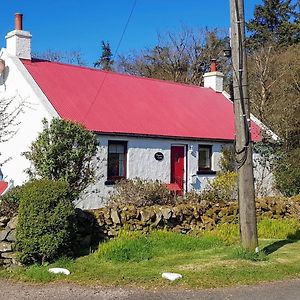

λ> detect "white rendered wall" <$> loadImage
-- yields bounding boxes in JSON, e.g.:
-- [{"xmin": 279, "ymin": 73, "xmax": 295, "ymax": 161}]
[
  {"xmin": 76, "ymin": 135, "xmax": 227, "ymax": 209},
  {"xmin": 0, "ymin": 49, "xmax": 58, "ymax": 185}
]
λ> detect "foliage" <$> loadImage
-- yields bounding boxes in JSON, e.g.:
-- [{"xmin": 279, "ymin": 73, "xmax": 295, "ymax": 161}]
[
  {"xmin": 97, "ymin": 230, "xmax": 223, "ymax": 262},
  {"xmin": 248, "ymin": 44, "xmax": 300, "ymax": 150},
  {"xmin": 0, "ymin": 94, "xmax": 26, "ymax": 166},
  {"xmin": 230, "ymin": 247, "xmax": 268, "ymax": 262},
  {"xmin": 0, "ymin": 186, "xmax": 23, "ymax": 217},
  {"xmin": 201, "ymin": 171, "xmax": 237, "ymax": 202},
  {"xmin": 24, "ymin": 118, "xmax": 97, "ymax": 199},
  {"xmin": 274, "ymin": 147, "xmax": 300, "ymax": 196},
  {"xmin": 16, "ymin": 179, "xmax": 76, "ymax": 265},
  {"xmin": 94, "ymin": 41, "xmax": 114, "ymax": 70},
  {"xmin": 219, "ymin": 145, "xmax": 235, "ymax": 173},
  {"xmin": 247, "ymin": 0, "xmax": 300, "ymax": 49},
  {"xmin": 206, "ymin": 217, "xmax": 300, "ymax": 244},
  {"xmin": 107, "ymin": 178, "xmax": 173, "ymax": 207},
  {"xmin": 257, "ymin": 218, "xmax": 300, "ymax": 239},
  {"xmin": 33, "ymin": 49, "xmax": 86, "ymax": 66},
  {"xmin": 117, "ymin": 27, "xmax": 230, "ymax": 87}
]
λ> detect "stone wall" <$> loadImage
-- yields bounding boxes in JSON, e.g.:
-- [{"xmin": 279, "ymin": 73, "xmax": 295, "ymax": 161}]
[
  {"xmin": 0, "ymin": 216, "xmax": 19, "ymax": 268},
  {"xmin": 88, "ymin": 197, "xmax": 300, "ymax": 239}
]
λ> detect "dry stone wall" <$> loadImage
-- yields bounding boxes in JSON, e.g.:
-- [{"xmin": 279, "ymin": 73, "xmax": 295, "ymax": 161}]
[
  {"xmin": 88, "ymin": 197, "xmax": 300, "ymax": 239},
  {"xmin": 0, "ymin": 216, "xmax": 19, "ymax": 268}
]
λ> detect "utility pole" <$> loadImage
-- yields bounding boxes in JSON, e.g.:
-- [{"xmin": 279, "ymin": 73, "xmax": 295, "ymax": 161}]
[{"xmin": 230, "ymin": 0, "xmax": 258, "ymax": 251}]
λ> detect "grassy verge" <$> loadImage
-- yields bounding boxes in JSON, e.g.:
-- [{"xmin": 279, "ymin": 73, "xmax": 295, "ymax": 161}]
[{"xmin": 1, "ymin": 219, "xmax": 300, "ymax": 289}]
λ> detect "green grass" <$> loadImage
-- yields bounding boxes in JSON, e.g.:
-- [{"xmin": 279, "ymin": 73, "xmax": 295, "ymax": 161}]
[{"xmin": 1, "ymin": 219, "xmax": 300, "ymax": 289}]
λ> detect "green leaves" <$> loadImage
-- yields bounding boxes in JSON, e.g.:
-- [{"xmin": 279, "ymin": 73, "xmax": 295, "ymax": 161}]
[{"xmin": 24, "ymin": 118, "xmax": 97, "ymax": 199}]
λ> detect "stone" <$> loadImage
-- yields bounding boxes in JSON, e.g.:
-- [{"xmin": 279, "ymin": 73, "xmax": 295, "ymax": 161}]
[
  {"xmin": 140, "ymin": 208, "xmax": 155, "ymax": 223},
  {"xmin": 0, "ymin": 216, "xmax": 10, "ymax": 225},
  {"xmin": 161, "ymin": 207, "xmax": 172, "ymax": 220},
  {"xmin": 7, "ymin": 216, "xmax": 18, "ymax": 230},
  {"xmin": 0, "ymin": 229, "xmax": 10, "ymax": 241},
  {"xmin": 153, "ymin": 211, "xmax": 162, "ymax": 227},
  {"xmin": 110, "ymin": 209, "xmax": 121, "ymax": 225},
  {"xmin": 1, "ymin": 252, "xmax": 17, "ymax": 259},
  {"xmin": 6, "ymin": 229, "xmax": 16, "ymax": 242},
  {"xmin": 0, "ymin": 241, "xmax": 12, "ymax": 252}
]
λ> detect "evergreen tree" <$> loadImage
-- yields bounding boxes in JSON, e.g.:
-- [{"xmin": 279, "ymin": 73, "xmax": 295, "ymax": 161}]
[
  {"xmin": 94, "ymin": 41, "xmax": 114, "ymax": 71},
  {"xmin": 247, "ymin": 0, "xmax": 300, "ymax": 48}
]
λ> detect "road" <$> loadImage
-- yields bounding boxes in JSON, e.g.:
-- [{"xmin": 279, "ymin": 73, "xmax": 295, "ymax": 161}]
[{"xmin": 1, "ymin": 279, "xmax": 300, "ymax": 299}]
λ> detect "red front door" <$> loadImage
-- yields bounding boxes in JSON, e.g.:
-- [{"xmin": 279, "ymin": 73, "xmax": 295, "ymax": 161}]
[{"xmin": 170, "ymin": 146, "xmax": 185, "ymax": 194}]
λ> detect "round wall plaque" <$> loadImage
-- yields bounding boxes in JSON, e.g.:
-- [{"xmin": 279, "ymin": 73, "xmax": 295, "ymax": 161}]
[{"xmin": 154, "ymin": 152, "xmax": 164, "ymax": 161}]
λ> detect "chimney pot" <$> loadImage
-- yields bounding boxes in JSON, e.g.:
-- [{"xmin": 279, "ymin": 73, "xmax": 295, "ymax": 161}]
[
  {"xmin": 15, "ymin": 13, "xmax": 23, "ymax": 30},
  {"xmin": 210, "ymin": 59, "xmax": 217, "ymax": 72}
]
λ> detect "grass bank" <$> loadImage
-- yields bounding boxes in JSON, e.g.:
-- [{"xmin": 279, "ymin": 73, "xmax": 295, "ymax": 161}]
[{"xmin": 1, "ymin": 219, "xmax": 300, "ymax": 289}]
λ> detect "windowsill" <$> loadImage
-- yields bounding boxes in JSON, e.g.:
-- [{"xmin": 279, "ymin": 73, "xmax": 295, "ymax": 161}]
[
  {"xmin": 196, "ymin": 170, "xmax": 217, "ymax": 175},
  {"xmin": 104, "ymin": 180, "xmax": 117, "ymax": 186}
]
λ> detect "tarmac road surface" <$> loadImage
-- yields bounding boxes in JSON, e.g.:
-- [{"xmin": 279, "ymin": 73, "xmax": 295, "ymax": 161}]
[{"xmin": 1, "ymin": 278, "xmax": 300, "ymax": 300}]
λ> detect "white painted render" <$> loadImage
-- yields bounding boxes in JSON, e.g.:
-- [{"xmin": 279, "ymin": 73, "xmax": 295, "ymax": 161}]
[
  {"xmin": 0, "ymin": 48, "xmax": 58, "ymax": 184},
  {"xmin": 75, "ymin": 135, "xmax": 226, "ymax": 209},
  {"xmin": 5, "ymin": 30, "xmax": 32, "ymax": 60},
  {"xmin": 203, "ymin": 71, "xmax": 224, "ymax": 93}
]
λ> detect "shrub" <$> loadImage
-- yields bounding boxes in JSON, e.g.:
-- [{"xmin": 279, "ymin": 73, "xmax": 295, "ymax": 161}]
[
  {"xmin": 107, "ymin": 178, "xmax": 173, "ymax": 207},
  {"xmin": 23, "ymin": 118, "xmax": 98, "ymax": 199},
  {"xmin": 0, "ymin": 186, "xmax": 23, "ymax": 217},
  {"xmin": 201, "ymin": 171, "xmax": 237, "ymax": 202},
  {"xmin": 16, "ymin": 179, "xmax": 76, "ymax": 265}
]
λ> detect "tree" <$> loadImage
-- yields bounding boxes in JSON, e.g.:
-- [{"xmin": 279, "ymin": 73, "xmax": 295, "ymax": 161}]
[
  {"xmin": 33, "ymin": 49, "xmax": 86, "ymax": 66},
  {"xmin": 94, "ymin": 41, "xmax": 114, "ymax": 71},
  {"xmin": 117, "ymin": 27, "xmax": 230, "ymax": 86},
  {"xmin": 247, "ymin": 0, "xmax": 300, "ymax": 49},
  {"xmin": 0, "ymin": 93, "xmax": 26, "ymax": 167},
  {"xmin": 248, "ymin": 44, "xmax": 300, "ymax": 150},
  {"xmin": 23, "ymin": 118, "xmax": 98, "ymax": 199}
]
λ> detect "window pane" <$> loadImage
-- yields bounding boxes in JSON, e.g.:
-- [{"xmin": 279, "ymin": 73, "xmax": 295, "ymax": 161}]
[
  {"xmin": 199, "ymin": 147, "xmax": 211, "ymax": 169},
  {"xmin": 108, "ymin": 142, "xmax": 126, "ymax": 179}
]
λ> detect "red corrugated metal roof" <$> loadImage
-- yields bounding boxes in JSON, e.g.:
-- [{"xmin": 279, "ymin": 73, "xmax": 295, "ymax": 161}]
[
  {"xmin": 22, "ymin": 59, "xmax": 261, "ymax": 141},
  {"xmin": 0, "ymin": 181, "xmax": 8, "ymax": 195}
]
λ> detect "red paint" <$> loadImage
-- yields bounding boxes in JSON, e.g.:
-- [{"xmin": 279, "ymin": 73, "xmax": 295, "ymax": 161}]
[
  {"xmin": 21, "ymin": 59, "xmax": 262, "ymax": 141},
  {"xmin": 171, "ymin": 146, "xmax": 185, "ymax": 195},
  {"xmin": 0, "ymin": 181, "xmax": 8, "ymax": 195}
]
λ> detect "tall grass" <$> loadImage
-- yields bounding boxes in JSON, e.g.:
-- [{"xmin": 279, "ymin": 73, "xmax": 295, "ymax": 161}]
[
  {"xmin": 204, "ymin": 218, "xmax": 300, "ymax": 244},
  {"xmin": 97, "ymin": 230, "xmax": 223, "ymax": 263}
]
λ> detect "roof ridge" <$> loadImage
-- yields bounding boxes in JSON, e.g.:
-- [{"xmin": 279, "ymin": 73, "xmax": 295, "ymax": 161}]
[{"xmin": 22, "ymin": 58, "xmax": 208, "ymax": 91}]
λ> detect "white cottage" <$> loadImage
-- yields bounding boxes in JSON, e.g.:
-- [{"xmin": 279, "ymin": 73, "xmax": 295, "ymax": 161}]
[{"xmin": 0, "ymin": 14, "xmax": 265, "ymax": 209}]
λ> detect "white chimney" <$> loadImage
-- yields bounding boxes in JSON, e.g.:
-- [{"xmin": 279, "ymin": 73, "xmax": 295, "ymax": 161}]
[
  {"xmin": 5, "ymin": 13, "xmax": 32, "ymax": 60},
  {"xmin": 203, "ymin": 59, "xmax": 224, "ymax": 92}
]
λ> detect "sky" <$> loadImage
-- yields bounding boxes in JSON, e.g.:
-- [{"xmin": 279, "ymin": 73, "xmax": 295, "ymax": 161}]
[{"xmin": 0, "ymin": 0, "xmax": 263, "ymax": 66}]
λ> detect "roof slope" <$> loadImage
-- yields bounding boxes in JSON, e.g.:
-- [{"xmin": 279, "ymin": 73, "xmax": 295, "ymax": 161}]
[
  {"xmin": 22, "ymin": 59, "xmax": 261, "ymax": 141},
  {"xmin": 0, "ymin": 181, "xmax": 8, "ymax": 196}
]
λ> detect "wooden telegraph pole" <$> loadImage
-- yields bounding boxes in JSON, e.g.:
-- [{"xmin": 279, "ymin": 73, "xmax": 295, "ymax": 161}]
[{"xmin": 230, "ymin": 0, "xmax": 258, "ymax": 251}]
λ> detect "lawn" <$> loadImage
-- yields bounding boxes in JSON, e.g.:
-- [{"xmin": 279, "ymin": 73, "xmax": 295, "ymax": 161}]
[{"xmin": 2, "ymin": 222, "xmax": 300, "ymax": 289}]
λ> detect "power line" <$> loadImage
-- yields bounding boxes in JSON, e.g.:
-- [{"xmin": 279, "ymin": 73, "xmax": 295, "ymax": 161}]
[{"xmin": 82, "ymin": 0, "xmax": 138, "ymax": 122}]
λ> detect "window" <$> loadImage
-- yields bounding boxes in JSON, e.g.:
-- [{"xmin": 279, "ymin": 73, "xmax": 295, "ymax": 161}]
[
  {"xmin": 198, "ymin": 145, "xmax": 214, "ymax": 173},
  {"xmin": 107, "ymin": 141, "xmax": 127, "ymax": 182}
]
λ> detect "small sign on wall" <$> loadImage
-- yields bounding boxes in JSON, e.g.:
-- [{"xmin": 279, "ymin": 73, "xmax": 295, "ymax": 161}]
[{"xmin": 154, "ymin": 152, "xmax": 164, "ymax": 161}]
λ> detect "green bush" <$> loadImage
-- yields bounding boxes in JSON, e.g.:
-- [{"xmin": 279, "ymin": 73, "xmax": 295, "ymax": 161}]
[
  {"xmin": 16, "ymin": 179, "xmax": 76, "ymax": 265},
  {"xmin": 0, "ymin": 186, "xmax": 23, "ymax": 217},
  {"xmin": 107, "ymin": 178, "xmax": 173, "ymax": 207},
  {"xmin": 201, "ymin": 171, "xmax": 237, "ymax": 202}
]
